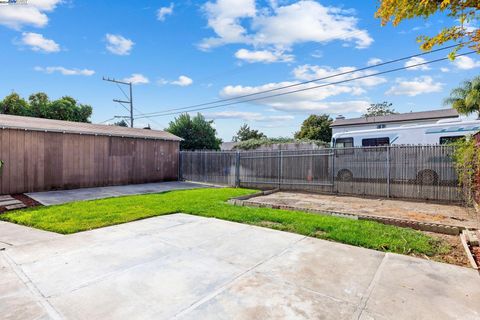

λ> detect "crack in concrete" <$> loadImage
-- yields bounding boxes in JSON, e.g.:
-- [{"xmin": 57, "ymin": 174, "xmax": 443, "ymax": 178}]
[
  {"xmin": 171, "ymin": 236, "xmax": 308, "ymax": 319},
  {"xmin": 1, "ymin": 251, "xmax": 64, "ymax": 320},
  {"xmin": 351, "ymin": 253, "xmax": 390, "ymax": 320}
]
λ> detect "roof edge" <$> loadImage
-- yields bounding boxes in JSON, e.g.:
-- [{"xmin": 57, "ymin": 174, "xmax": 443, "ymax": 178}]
[{"xmin": 0, "ymin": 124, "xmax": 182, "ymax": 142}]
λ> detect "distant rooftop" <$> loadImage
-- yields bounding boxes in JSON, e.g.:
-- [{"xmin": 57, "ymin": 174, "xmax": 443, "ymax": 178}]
[
  {"xmin": 331, "ymin": 109, "xmax": 459, "ymax": 127},
  {"xmin": 0, "ymin": 114, "xmax": 182, "ymax": 141}
]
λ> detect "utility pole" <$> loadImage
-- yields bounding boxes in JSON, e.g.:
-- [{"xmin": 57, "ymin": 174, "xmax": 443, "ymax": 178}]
[{"xmin": 103, "ymin": 77, "xmax": 134, "ymax": 128}]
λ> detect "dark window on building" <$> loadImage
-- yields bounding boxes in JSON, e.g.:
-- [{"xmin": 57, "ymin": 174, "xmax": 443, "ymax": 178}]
[
  {"xmin": 439, "ymin": 136, "xmax": 465, "ymax": 145},
  {"xmin": 335, "ymin": 137, "xmax": 354, "ymax": 155},
  {"xmin": 376, "ymin": 124, "xmax": 386, "ymax": 129},
  {"xmin": 362, "ymin": 137, "xmax": 390, "ymax": 151}
]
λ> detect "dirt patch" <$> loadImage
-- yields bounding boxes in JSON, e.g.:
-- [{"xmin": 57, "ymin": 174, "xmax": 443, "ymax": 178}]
[
  {"xmin": 421, "ymin": 232, "xmax": 471, "ymax": 267},
  {"xmin": 249, "ymin": 192, "xmax": 479, "ymax": 229},
  {"xmin": 472, "ymin": 247, "xmax": 480, "ymax": 267}
]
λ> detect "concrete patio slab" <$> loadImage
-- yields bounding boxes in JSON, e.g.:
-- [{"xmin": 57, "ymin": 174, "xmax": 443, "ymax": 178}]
[
  {"xmin": 0, "ymin": 254, "xmax": 52, "ymax": 320},
  {"xmin": 26, "ymin": 181, "xmax": 209, "ymax": 206},
  {"xmin": 1, "ymin": 214, "xmax": 479, "ymax": 320},
  {"xmin": 0, "ymin": 221, "xmax": 62, "ymax": 250}
]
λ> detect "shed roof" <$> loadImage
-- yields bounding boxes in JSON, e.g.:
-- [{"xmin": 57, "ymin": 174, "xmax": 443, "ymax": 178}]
[
  {"xmin": 331, "ymin": 109, "xmax": 459, "ymax": 127},
  {"xmin": 0, "ymin": 114, "xmax": 182, "ymax": 141}
]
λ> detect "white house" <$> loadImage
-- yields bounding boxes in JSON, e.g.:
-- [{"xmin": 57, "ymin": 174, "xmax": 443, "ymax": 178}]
[{"xmin": 331, "ymin": 109, "xmax": 459, "ymax": 135}]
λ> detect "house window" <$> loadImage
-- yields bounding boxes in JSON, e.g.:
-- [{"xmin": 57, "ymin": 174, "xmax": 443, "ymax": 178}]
[
  {"xmin": 439, "ymin": 136, "xmax": 465, "ymax": 145},
  {"xmin": 362, "ymin": 137, "xmax": 390, "ymax": 149},
  {"xmin": 377, "ymin": 124, "xmax": 386, "ymax": 129}
]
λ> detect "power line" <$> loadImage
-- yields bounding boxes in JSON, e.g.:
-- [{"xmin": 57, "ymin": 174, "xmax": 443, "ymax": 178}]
[
  {"xmin": 135, "ymin": 50, "xmax": 476, "ymax": 119},
  {"xmin": 134, "ymin": 43, "xmax": 466, "ymax": 118}
]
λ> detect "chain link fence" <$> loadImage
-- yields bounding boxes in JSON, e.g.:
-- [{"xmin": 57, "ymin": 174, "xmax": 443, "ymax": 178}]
[{"xmin": 180, "ymin": 145, "xmax": 462, "ymax": 203}]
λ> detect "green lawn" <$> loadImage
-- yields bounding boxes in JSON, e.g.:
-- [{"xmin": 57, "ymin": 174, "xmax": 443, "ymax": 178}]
[{"xmin": 0, "ymin": 188, "xmax": 448, "ymax": 256}]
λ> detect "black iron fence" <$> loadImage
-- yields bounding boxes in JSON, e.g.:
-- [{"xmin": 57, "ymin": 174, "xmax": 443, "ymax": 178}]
[{"xmin": 180, "ymin": 145, "xmax": 462, "ymax": 203}]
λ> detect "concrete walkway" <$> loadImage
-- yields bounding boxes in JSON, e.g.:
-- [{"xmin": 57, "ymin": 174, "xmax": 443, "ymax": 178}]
[
  {"xmin": 0, "ymin": 221, "xmax": 62, "ymax": 250},
  {"xmin": 1, "ymin": 214, "xmax": 479, "ymax": 320},
  {"xmin": 26, "ymin": 181, "xmax": 208, "ymax": 206}
]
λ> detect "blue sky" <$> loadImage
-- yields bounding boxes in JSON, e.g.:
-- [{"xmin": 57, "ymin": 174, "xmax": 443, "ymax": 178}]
[{"xmin": 1, "ymin": 0, "xmax": 479, "ymax": 141}]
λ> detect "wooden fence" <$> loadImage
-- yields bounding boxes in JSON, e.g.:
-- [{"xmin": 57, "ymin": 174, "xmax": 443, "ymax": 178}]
[
  {"xmin": 0, "ymin": 129, "xmax": 179, "ymax": 195},
  {"xmin": 180, "ymin": 145, "xmax": 463, "ymax": 203}
]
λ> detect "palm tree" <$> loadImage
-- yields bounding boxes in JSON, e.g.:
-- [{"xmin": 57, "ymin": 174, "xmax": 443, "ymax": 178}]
[{"xmin": 445, "ymin": 76, "xmax": 480, "ymax": 119}]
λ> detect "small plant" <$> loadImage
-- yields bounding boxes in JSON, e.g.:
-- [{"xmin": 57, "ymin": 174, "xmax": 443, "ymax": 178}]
[
  {"xmin": 452, "ymin": 137, "xmax": 480, "ymax": 205},
  {"xmin": 233, "ymin": 137, "xmax": 328, "ymax": 150}
]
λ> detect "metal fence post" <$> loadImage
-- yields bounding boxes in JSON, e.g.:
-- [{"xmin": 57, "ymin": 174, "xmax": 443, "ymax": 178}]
[
  {"xmin": 278, "ymin": 150, "xmax": 283, "ymax": 189},
  {"xmin": 331, "ymin": 148, "xmax": 336, "ymax": 193},
  {"xmin": 386, "ymin": 146, "xmax": 391, "ymax": 198},
  {"xmin": 235, "ymin": 151, "xmax": 240, "ymax": 187},
  {"xmin": 178, "ymin": 151, "xmax": 182, "ymax": 181}
]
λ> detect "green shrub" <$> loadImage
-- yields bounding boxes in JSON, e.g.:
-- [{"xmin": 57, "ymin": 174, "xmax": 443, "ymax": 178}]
[
  {"xmin": 233, "ymin": 137, "xmax": 329, "ymax": 150},
  {"xmin": 452, "ymin": 137, "xmax": 480, "ymax": 205}
]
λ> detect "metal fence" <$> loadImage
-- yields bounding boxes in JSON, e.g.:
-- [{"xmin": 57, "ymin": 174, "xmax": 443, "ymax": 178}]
[{"xmin": 180, "ymin": 145, "xmax": 462, "ymax": 203}]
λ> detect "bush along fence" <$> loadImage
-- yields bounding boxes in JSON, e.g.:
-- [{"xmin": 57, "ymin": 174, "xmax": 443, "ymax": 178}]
[
  {"xmin": 180, "ymin": 145, "xmax": 463, "ymax": 203},
  {"xmin": 452, "ymin": 136, "xmax": 480, "ymax": 207},
  {"xmin": 476, "ymin": 133, "xmax": 480, "ymax": 206}
]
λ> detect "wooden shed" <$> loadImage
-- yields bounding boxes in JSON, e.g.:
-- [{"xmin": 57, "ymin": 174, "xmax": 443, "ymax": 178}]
[{"xmin": 0, "ymin": 114, "xmax": 181, "ymax": 195}]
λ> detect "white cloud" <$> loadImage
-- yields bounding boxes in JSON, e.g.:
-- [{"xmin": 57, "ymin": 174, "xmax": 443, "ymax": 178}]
[
  {"xmin": 105, "ymin": 34, "xmax": 134, "ymax": 55},
  {"xmin": 0, "ymin": 0, "xmax": 61, "ymax": 29},
  {"xmin": 34, "ymin": 66, "xmax": 95, "ymax": 76},
  {"xmin": 452, "ymin": 56, "xmax": 480, "ymax": 70},
  {"xmin": 386, "ymin": 76, "xmax": 443, "ymax": 97},
  {"xmin": 440, "ymin": 67, "xmax": 450, "ymax": 73},
  {"xmin": 158, "ymin": 75, "xmax": 193, "ymax": 87},
  {"xmin": 251, "ymin": 1, "xmax": 372, "ymax": 49},
  {"xmin": 206, "ymin": 111, "xmax": 294, "ymax": 122},
  {"xmin": 123, "ymin": 73, "xmax": 149, "ymax": 85},
  {"xmin": 200, "ymin": 0, "xmax": 372, "ymax": 59},
  {"xmin": 201, "ymin": 0, "xmax": 256, "ymax": 50},
  {"xmin": 292, "ymin": 64, "xmax": 387, "ymax": 88},
  {"xmin": 367, "ymin": 58, "xmax": 383, "ymax": 66},
  {"xmin": 234, "ymin": 48, "xmax": 293, "ymax": 63},
  {"xmin": 157, "ymin": 3, "xmax": 174, "ymax": 21},
  {"xmin": 404, "ymin": 57, "xmax": 430, "ymax": 71},
  {"xmin": 218, "ymin": 62, "xmax": 387, "ymax": 113},
  {"xmin": 20, "ymin": 32, "xmax": 60, "ymax": 53},
  {"xmin": 220, "ymin": 81, "xmax": 370, "ymax": 112},
  {"xmin": 172, "ymin": 75, "xmax": 193, "ymax": 86}
]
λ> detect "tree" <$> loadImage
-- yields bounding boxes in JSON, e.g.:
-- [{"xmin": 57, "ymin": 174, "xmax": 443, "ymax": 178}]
[
  {"xmin": 28, "ymin": 92, "xmax": 49, "ymax": 118},
  {"xmin": 113, "ymin": 119, "xmax": 129, "ymax": 127},
  {"xmin": 363, "ymin": 102, "xmax": 397, "ymax": 117},
  {"xmin": 165, "ymin": 113, "xmax": 222, "ymax": 150},
  {"xmin": 232, "ymin": 124, "xmax": 267, "ymax": 142},
  {"xmin": 0, "ymin": 93, "xmax": 29, "ymax": 116},
  {"xmin": 0, "ymin": 92, "xmax": 92, "ymax": 122},
  {"xmin": 294, "ymin": 114, "xmax": 332, "ymax": 142},
  {"xmin": 444, "ymin": 76, "xmax": 480, "ymax": 118},
  {"xmin": 376, "ymin": 0, "xmax": 480, "ymax": 55}
]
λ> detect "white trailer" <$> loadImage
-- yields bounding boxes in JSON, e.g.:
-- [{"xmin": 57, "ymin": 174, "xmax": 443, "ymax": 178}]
[
  {"xmin": 330, "ymin": 119, "xmax": 480, "ymax": 184},
  {"xmin": 332, "ymin": 119, "xmax": 480, "ymax": 148}
]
